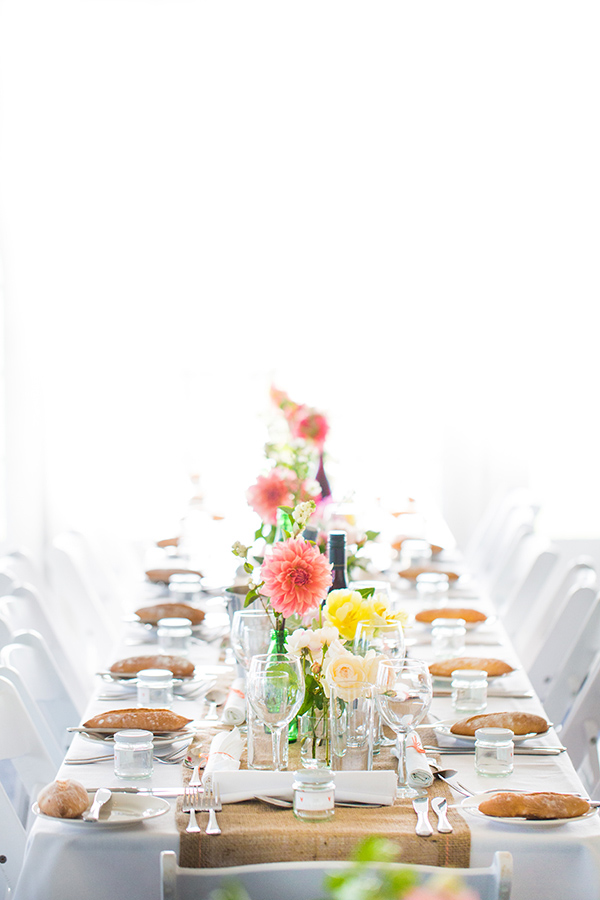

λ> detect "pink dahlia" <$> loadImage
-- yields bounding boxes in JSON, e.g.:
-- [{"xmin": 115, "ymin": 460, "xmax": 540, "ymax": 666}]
[
  {"xmin": 246, "ymin": 469, "xmax": 294, "ymax": 526},
  {"xmin": 260, "ymin": 537, "xmax": 333, "ymax": 618},
  {"xmin": 289, "ymin": 406, "xmax": 330, "ymax": 450}
]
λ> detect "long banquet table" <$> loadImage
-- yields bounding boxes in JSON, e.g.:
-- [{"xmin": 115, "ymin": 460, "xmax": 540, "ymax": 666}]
[{"xmin": 13, "ymin": 566, "xmax": 600, "ymax": 900}]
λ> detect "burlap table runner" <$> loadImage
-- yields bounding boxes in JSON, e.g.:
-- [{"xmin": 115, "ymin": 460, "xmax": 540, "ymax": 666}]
[{"xmin": 176, "ymin": 724, "xmax": 470, "ymax": 870}]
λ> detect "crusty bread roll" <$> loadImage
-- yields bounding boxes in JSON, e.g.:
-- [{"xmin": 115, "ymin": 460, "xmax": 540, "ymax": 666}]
[
  {"xmin": 145, "ymin": 568, "xmax": 202, "ymax": 584},
  {"xmin": 479, "ymin": 791, "xmax": 590, "ymax": 819},
  {"xmin": 429, "ymin": 657, "xmax": 514, "ymax": 678},
  {"xmin": 134, "ymin": 602, "xmax": 205, "ymax": 626},
  {"xmin": 37, "ymin": 779, "xmax": 89, "ymax": 818},
  {"xmin": 451, "ymin": 711, "xmax": 548, "ymax": 736},
  {"xmin": 156, "ymin": 537, "xmax": 180, "ymax": 548},
  {"xmin": 83, "ymin": 708, "xmax": 192, "ymax": 732},
  {"xmin": 416, "ymin": 607, "xmax": 487, "ymax": 624},
  {"xmin": 399, "ymin": 566, "xmax": 460, "ymax": 582},
  {"xmin": 109, "ymin": 655, "xmax": 195, "ymax": 678}
]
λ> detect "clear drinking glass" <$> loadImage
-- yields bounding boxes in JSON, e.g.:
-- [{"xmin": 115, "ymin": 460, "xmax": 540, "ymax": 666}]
[
  {"xmin": 329, "ymin": 682, "xmax": 374, "ymax": 771},
  {"xmin": 376, "ymin": 658, "xmax": 433, "ymax": 798},
  {"xmin": 247, "ymin": 653, "xmax": 305, "ymax": 771},
  {"xmin": 230, "ymin": 609, "xmax": 273, "ymax": 670},
  {"xmin": 354, "ymin": 621, "xmax": 405, "ymax": 748}
]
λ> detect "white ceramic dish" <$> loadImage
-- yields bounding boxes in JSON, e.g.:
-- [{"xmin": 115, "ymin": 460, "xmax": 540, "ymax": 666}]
[
  {"xmin": 433, "ymin": 719, "xmax": 550, "ymax": 744},
  {"xmin": 32, "ymin": 792, "xmax": 170, "ymax": 827},
  {"xmin": 461, "ymin": 792, "xmax": 597, "ymax": 827}
]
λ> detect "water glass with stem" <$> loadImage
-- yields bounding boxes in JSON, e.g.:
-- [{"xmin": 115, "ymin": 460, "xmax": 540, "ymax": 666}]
[
  {"xmin": 376, "ymin": 658, "xmax": 432, "ymax": 798},
  {"xmin": 354, "ymin": 620, "xmax": 405, "ymax": 747},
  {"xmin": 247, "ymin": 653, "xmax": 305, "ymax": 771}
]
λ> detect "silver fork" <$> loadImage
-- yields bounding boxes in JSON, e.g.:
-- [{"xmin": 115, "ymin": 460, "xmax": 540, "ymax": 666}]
[
  {"xmin": 203, "ymin": 782, "xmax": 221, "ymax": 835},
  {"xmin": 182, "ymin": 786, "xmax": 202, "ymax": 833}
]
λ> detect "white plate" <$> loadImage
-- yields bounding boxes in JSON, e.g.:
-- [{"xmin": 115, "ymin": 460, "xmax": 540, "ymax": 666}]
[
  {"xmin": 461, "ymin": 792, "xmax": 597, "ymax": 827},
  {"xmin": 32, "ymin": 792, "xmax": 170, "ymax": 827},
  {"xmin": 431, "ymin": 667, "xmax": 515, "ymax": 684},
  {"xmin": 433, "ymin": 719, "xmax": 550, "ymax": 744},
  {"xmin": 81, "ymin": 726, "xmax": 194, "ymax": 748},
  {"xmin": 413, "ymin": 613, "xmax": 492, "ymax": 632}
]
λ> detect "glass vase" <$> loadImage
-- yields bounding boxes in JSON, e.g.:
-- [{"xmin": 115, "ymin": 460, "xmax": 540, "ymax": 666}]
[
  {"xmin": 268, "ymin": 626, "xmax": 298, "ymax": 743},
  {"xmin": 299, "ymin": 704, "xmax": 330, "ymax": 768}
]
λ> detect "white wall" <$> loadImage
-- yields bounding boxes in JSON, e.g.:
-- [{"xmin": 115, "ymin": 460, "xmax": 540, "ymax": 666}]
[{"xmin": 0, "ymin": 1, "xmax": 599, "ymax": 556}]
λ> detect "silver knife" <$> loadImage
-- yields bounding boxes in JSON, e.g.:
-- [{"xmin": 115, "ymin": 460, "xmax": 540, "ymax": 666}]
[
  {"xmin": 431, "ymin": 796, "xmax": 452, "ymax": 833},
  {"xmin": 423, "ymin": 746, "xmax": 566, "ymax": 755},
  {"xmin": 87, "ymin": 787, "xmax": 186, "ymax": 797},
  {"xmin": 412, "ymin": 796, "xmax": 433, "ymax": 836},
  {"xmin": 433, "ymin": 690, "xmax": 533, "ymax": 699}
]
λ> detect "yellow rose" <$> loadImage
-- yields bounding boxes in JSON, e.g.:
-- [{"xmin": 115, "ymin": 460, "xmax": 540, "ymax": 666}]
[
  {"xmin": 326, "ymin": 652, "xmax": 370, "ymax": 702},
  {"xmin": 367, "ymin": 593, "xmax": 407, "ymax": 628},
  {"xmin": 324, "ymin": 589, "xmax": 371, "ymax": 641}
]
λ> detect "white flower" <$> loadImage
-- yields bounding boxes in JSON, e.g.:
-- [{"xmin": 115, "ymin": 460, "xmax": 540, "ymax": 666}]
[
  {"xmin": 232, "ymin": 541, "xmax": 249, "ymax": 558},
  {"xmin": 304, "ymin": 625, "xmax": 339, "ymax": 655},
  {"xmin": 292, "ymin": 500, "xmax": 316, "ymax": 527},
  {"xmin": 285, "ymin": 629, "xmax": 312, "ymax": 657}
]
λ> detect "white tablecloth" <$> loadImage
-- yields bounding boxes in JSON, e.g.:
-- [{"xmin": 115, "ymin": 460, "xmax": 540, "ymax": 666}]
[{"xmin": 14, "ymin": 585, "xmax": 600, "ymax": 900}]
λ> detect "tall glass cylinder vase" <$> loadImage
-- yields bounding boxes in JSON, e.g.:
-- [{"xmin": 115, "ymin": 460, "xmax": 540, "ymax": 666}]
[
  {"xmin": 299, "ymin": 701, "xmax": 330, "ymax": 768},
  {"xmin": 329, "ymin": 682, "xmax": 374, "ymax": 771},
  {"xmin": 268, "ymin": 626, "xmax": 298, "ymax": 742}
]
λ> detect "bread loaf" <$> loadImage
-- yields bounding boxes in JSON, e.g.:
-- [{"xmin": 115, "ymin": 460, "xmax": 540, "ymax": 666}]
[
  {"xmin": 451, "ymin": 711, "xmax": 548, "ymax": 736},
  {"xmin": 399, "ymin": 566, "xmax": 460, "ymax": 582},
  {"xmin": 83, "ymin": 708, "xmax": 192, "ymax": 732},
  {"xmin": 37, "ymin": 779, "xmax": 89, "ymax": 818},
  {"xmin": 109, "ymin": 655, "xmax": 195, "ymax": 678},
  {"xmin": 134, "ymin": 602, "xmax": 205, "ymax": 626},
  {"xmin": 479, "ymin": 791, "xmax": 590, "ymax": 819},
  {"xmin": 145, "ymin": 568, "xmax": 202, "ymax": 584},
  {"xmin": 155, "ymin": 537, "xmax": 180, "ymax": 548},
  {"xmin": 429, "ymin": 657, "xmax": 514, "ymax": 678},
  {"xmin": 416, "ymin": 607, "xmax": 487, "ymax": 624}
]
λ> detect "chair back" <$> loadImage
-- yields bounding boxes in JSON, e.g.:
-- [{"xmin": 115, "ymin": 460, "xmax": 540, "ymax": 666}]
[
  {"xmin": 160, "ymin": 850, "xmax": 513, "ymax": 900},
  {"xmin": 502, "ymin": 539, "xmax": 558, "ymax": 638},
  {"xmin": 0, "ymin": 631, "xmax": 80, "ymax": 754},
  {"xmin": 561, "ymin": 652, "xmax": 600, "ymax": 798},
  {"xmin": 0, "ymin": 662, "xmax": 63, "ymax": 769},
  {"xmin": 0, "ymin": 586, "xmax": 88, "ymax": 712},
  {"xmin": 465, "ymin": 487, "xmax": 539, "ymax": 578},
  {"xmin": 0, "ymin": 675, "xmax": 57, "ymax": 826},
  {"xmin": 0, "ymin": 781, "xmax": 26, "ymax": 900}
]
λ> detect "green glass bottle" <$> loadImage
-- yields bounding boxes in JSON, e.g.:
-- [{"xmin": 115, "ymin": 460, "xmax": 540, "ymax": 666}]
[{"xmin": 267, "ymin": 625, "xmax": 298, "ymax": 743}]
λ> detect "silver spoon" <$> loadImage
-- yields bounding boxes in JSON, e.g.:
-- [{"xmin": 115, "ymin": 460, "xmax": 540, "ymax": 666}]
[
  {"xmin": 204, "ymin": 688, "xmax": 228, "ymax": 721},
  {"xmin": 431, "ymin": 767, "xmax": 472, "ymax": 797},
  {"xmin": 84, "ymin": 788, "xmax": 111, "ymax": 821}
]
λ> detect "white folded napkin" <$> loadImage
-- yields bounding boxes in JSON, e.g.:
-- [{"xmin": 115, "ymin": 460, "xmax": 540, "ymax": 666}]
[
  {"xmin": 211, "ymin": 769, "xmax": 397, "ymax": 805},
  {"xmin": 405, "ymin": 731, "xmax": 433, "ymax": 788},
  {"xmin": 221, "ymin": 677, "xmax": 246, "ymax": 726},
  {"xmin": 202, "ymin": 727, "xmax": 244, "ymax": 788}
]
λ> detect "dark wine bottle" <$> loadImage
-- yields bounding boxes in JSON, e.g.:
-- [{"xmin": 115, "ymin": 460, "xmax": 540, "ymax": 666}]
[{"xmin": 327, "ymin": 530, "xmax": 348, "ymax": 592}]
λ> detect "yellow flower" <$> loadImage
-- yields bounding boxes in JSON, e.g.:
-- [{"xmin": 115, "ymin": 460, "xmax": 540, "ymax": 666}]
[
  {"xmin": 369, "ymin": 592, "xmax": 408, "ymax": 627},
  {"xmin": 323, "ymin": 590, "xmax": 372, "ymax": 641},
  {"xmin": 325, "ymin": 652, "xmax": 370, "ymax": 702}
]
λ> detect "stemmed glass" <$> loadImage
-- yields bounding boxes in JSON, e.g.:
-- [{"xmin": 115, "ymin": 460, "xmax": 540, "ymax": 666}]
[
  {"xmin": 230, "ymin": 609, "xmax": 273, "ymax": 671},
  {"xmin": 376, "ymin": 658, "xmax": 432, "ymax": 798},
  {"xmin": 247, "ymin": 653, "xmax": 305, "ymax": 771},
  {"xmin": 354, "ymin": 620, "xmax": 405, "ymax": 747}
]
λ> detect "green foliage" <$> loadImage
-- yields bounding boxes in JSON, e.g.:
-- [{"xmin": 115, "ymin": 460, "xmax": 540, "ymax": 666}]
[
  {"xmin": 322, "ymin": 837, "xmax": 418, "ymax": 900},
  {"xmin": 297, "ymin": 671, "xmax": 326, "ymax": 717},
  {"xmin": 356, "ymin": 587, "xmax": 375, "ymax": 599}
]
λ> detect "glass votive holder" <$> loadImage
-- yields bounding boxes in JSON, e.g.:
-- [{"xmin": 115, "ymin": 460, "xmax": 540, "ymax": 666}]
[
  {"xmin": 136, "ymin": 668, "xmax": 174, "ymax": 708},
  {"xmin": 168, "ymin": 573, "xmax": 203, "ymax": 603},
  {"xmin": 402, "ymin": 539, "xmax": 433, "ymax": 565},
  {"xmin": 293, "ymin": 768, "xmax": 335, "ymax": 822},
  {"xmin": 157, "ymin": 617, "xmax": 192, "ymax": 655},
  {"xmin": 113, "ymin": 729, "xmax": 154, "ymax": 779},
  {"xmin": 451, "ymin": 668, "xmax": 488, "ymax": 714},
  {"xmin": 431, "ymin": 618, "xmax": 466, "ymax": 660},
  {"xmin": 475, "ymin": 727, "xmax": 514, "ymax": 777},
  {"xmin": 416, "ymin": 572, "xmax": 450, "ymax": 603}
]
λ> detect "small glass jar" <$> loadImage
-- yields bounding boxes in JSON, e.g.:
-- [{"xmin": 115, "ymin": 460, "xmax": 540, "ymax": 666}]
[
  {"xmin": 113, "ymin": 729, "xmax": 154, "ymax": 779},
  {"xmin": 475, "ymin": 727, "xmax": 514, "ymax": 777},
  {"xmin": 416, "ymin": 572, "xmax": 450, "ymax": 603},
  {"xmin": 168, "ymin": 573, "xmax": 203, "ymax": 604},
  {"xmin": 432, "ymin": 618, "xmax": 466, "ymax": 660},
  {"xmin": 136, "ymin": 668, "xmax": 174, "ymax": 708},
  {"xmin": 292, "ymin": 768, "xmax": 335, "ymax": 822},
  {"xmin": 451, "ymin": 668, "xmax": 488, "ymax": 714},
  {"xmin": 157, "ymin": 617, "xmax": 192, "ymax": 655}
]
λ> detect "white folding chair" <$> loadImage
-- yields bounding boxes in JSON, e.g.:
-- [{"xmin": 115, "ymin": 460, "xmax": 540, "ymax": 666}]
[
  {"xmin": 0, "ymin": 585, "xmax": 88, "ymax": 713},
  {"xmin": 0, "ymin": 631, "xmax": 80, "ymax": 755},
  {"xmin": 45, "ymin": 540, "xmax": 116, "ymax": 677},
  {"xmin": 0, "ymin": 675, "xmax": 58, "ymax": 828},
  {"xmin": 0, "ymin": 781, "xmax": 26, "ymax": 900},
  {"xmin": 0, "ymin": 572, "xmax": 16, "ymax": 598},
  {"xmin": 512, "ymin": 557, "xmax": 597, "ymax": 666},
  {"xmin": 501, "ymin": 537, "xmax": 558, "ymax": 639},
  {"xmin": 561, "ymin": 653, "xmax": 600, "ymax": 798},
  {"xmin": 483, "ymin": 518, "xmax": 535, "ymax": 608},
  {"xmin": 544, "ymin": 591, "xmax": 600, "ymax": 726},
  {"xmin": 464, "ymin": 487, "xmax": 539, "ymax": 579},
  {"xmin": 52, "ymin": 530, "xmax": 127, "ymax": 622},
  {"xmin": 527, "ymin": 583, "xmax": 600, "ymax": 704},
  {"xmin": 0, "ymin": 548, "xmax": 45, "ymax": 594},
  {"xmin": 160, "ymin": 850, "xmax": 513, "ymax": 900},
  {"xmin": 0, "ymin": 663, "xmax": 63, "ymax": 769}
]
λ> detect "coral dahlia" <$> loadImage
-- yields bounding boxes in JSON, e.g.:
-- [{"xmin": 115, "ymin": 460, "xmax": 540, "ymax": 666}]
[
  {"xmin": 246, "ymin": 468, "xmax": 294, "ymax": 526},
  {"xmin": 260, "ymin": 537, "xmax": 333, "ymax": 618}
]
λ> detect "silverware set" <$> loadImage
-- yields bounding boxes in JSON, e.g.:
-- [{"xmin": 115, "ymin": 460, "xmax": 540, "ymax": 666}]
[
  {"xmin": 65, "ymin": 743, "xmax": 190, "ymax": 765},
  {"xmin": 182, "ymin": 783, "xmax": 221, "ymax": 835}
]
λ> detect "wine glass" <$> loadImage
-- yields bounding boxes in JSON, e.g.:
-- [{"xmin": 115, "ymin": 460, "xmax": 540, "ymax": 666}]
[
  {"xmin": 247, "ymin": 653, "xmax": 305, "ymax": 771},
  {"xmin": 376, "ymin": 658, "xmax": 432, "ymax": 798},
  {"xmin": 354, "ymin": 620, "xmax": 405, "ymax": 748},
  {"xmin": 230, "ymin": 609, "xmax": 273, "ymax": 671}
]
